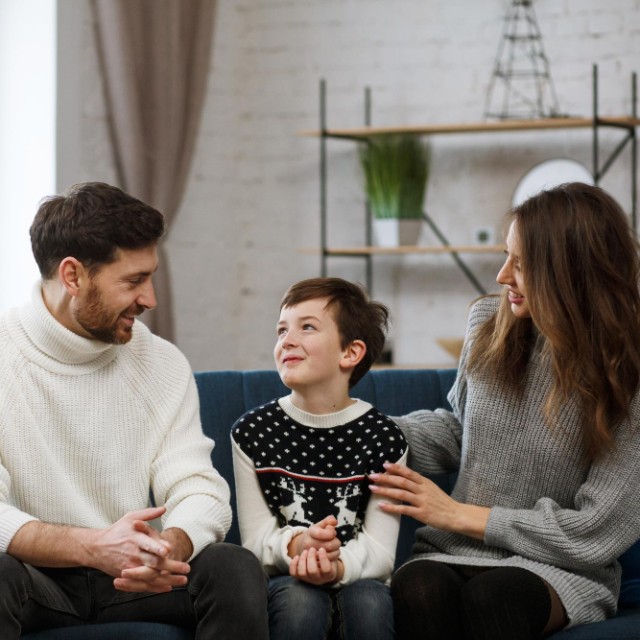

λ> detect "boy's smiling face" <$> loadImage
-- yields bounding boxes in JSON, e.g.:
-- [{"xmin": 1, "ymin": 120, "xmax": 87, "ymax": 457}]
[{"xmin": 274, "ymin": 297, "xmax": 350, "ymax": 394}]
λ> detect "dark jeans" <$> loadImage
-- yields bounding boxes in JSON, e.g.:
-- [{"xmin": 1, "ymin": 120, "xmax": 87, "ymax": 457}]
[
  {"xmin": 268, "ymin": 575, "xmax": 394, "ymax": 640},
  {"xmin": 0, "ymin": 543, "xmax": 268, "ymax": 640}
]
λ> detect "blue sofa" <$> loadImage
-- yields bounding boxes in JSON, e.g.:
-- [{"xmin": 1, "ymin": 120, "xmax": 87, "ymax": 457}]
[{"xmin": 24, "ymin": 369, "xmax": 640, "ymax": 639}]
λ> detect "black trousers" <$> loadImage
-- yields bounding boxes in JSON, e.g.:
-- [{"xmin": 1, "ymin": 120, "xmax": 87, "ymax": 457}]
[
  {"xmin": 0, "ymin": 543, "xmax": 268, "ymax": 640},
  {"xmin": 391, "ymin": 559, "xmax": 553, "ymax": 640}
]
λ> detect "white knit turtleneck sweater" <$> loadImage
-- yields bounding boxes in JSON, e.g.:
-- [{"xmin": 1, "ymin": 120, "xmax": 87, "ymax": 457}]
[{"xmin": 0, "ymin": 283, "xmax": 231, "ymax": 559}]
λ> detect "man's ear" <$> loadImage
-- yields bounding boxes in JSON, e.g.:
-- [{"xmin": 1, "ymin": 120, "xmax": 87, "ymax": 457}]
[
  {"xmin": 58, "ymin": 257, "xmax": 87, "ymax": 298},
  {"xmin": 340, "ymin": 339, "xmax": 367, "ymax": 371}
]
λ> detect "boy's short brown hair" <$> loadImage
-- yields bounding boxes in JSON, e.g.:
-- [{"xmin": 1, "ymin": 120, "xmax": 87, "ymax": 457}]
[{"xmin": 280, "ymin": 277, "xmax": 389, "ymax": 387}]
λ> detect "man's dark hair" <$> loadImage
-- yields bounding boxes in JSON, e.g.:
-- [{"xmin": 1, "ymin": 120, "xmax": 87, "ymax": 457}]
[
  {"xmin": 30, "ymin": 182, "xmax": 166, "ymax": 279},
  {"xmin": 280, "ymin": 277, "xmax": 390, "ymax": 387}
]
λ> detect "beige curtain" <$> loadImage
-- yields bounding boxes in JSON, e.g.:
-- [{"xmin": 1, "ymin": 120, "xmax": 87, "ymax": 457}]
[{"xmin": 91, "ymin": 0, "xmax": 216, "ymax": 341}]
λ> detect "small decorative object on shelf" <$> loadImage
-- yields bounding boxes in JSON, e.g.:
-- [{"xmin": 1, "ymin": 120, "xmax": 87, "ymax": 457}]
[
  {"xmin": 512, "ymin": 158, "xmax": 594, "ymax": 206},
  {"xmin": 484, "ymin": 0, "xmax": 561, "ymax": 120},
  {"xmin": 358, "ymin": 134, "xmax": 431, "ymax": 247},
  {"xmin": 436, "ymin": 337, "xmax": 464, "ymax": 362},
  {"xmin": 372, "ymin": 218, "xmax": 423, "ymax": 248}
]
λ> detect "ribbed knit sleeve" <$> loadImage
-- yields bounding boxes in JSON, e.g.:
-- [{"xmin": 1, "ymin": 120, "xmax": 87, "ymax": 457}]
[
  {"xmin": 392, "ymin": 409, "xmax": 462, "ymax": 476},
  {"xmin": 0, "ymin": 488, "xmax": 38, "ymax": 553},
  {"xmin": 484, "ymin": 404, "xmax": 640, "ymax": 571},
  {"xmin": 117, "ymin": 333, "xmax": 232, "ymax": 558},
  {"xmin": 0, "ymin": 317, "xmax": 41, "ymax": 550},
  {"xmin": 145, "ymin": 345, "xmax": 232, "ymax": 556},
  {"xmin": 390, "ymin": 295, "xmax": 497, "ymax": 475}
]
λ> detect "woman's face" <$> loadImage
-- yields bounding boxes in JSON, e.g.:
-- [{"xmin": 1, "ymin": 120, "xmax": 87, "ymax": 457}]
[{"xmin": 496, "ymin": 220, "xmax": 531, "ymax": 319}]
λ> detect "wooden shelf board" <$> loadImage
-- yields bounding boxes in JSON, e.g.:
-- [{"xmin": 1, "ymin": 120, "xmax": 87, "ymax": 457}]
[
  {"xmin": 298, "ymin": 116, "xmax": 640, "ymax": 139},
  {"xmin": 309, "ymin": 244, "xmax": 505, "ymax": 256}
]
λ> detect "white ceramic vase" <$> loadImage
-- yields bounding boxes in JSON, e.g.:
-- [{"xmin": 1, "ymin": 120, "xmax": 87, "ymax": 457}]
[{"xmin": 373, "ymin": 218, "xmax": 422, "ymax": 247}]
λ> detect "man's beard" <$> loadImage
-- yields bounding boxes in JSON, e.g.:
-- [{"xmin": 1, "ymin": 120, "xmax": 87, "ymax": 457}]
[{"xmin": 74, "ymin": 283, "xmax": 144, "ymax": 345}]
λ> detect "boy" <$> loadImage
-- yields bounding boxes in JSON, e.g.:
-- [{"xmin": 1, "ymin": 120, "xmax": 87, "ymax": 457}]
[{"xmin": 232, "ymin": 277, "xmax": 407, "ymax": 640}]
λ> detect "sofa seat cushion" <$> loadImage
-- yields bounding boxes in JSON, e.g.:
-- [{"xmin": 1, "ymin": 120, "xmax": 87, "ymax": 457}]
[
  {"xmin": 22, "ymin": 622, "xmax": 192, "ymax": 640},
  {"xmin": 547, "ymin": 608, "xmax": 640, "ymax": 639},
  {"xmin": 619, "ymin": 539, "xmax": 640, "ymax": 608}
]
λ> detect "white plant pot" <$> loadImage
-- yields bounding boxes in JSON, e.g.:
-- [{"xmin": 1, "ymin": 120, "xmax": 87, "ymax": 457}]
[{"xmin": 373, "ymin": 218, "xmax": 422, "ymax": 247}]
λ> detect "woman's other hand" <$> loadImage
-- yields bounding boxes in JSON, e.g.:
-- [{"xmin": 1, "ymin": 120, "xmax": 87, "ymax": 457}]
[{"xmin": 370, "ymin": 462, "xmax": 490, "ymax": 540}]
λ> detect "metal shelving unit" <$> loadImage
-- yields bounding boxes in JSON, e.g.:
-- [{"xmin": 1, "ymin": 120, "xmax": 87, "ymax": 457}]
[{"xmin": 299, "ymin": 65, "xmax": 639, "ymax": 294}]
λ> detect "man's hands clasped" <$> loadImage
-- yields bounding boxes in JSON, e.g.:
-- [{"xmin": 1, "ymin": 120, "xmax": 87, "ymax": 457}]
[{"xmin": 89, "ymin": 506, "xmax": 191, "ymax": 593}]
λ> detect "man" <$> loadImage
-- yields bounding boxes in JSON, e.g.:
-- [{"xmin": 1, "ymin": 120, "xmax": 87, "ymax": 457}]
[{"xmin": 0, "ymin": 182, "xmax": 268, "ymax": 637}]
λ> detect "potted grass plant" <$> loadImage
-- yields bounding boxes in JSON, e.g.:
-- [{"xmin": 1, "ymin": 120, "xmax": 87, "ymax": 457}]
[{"xmin": 359, "ymin": 134, "xmax": 431, "ymax": 247}]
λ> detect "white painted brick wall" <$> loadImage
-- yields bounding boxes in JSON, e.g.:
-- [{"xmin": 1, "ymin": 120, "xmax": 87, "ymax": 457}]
[{"xmin": 57, "ymin": 0, "xmax": 640, "ymax": 372}]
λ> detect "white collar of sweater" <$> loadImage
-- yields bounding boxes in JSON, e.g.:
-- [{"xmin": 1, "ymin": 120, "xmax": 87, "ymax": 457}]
[
  {"xmin": 6, "ymin": 281, "xmax": 121, "ymax": 374},
  {"xmin": 278, "ymin": 395, "xmax": 372, "ymax": 429}
]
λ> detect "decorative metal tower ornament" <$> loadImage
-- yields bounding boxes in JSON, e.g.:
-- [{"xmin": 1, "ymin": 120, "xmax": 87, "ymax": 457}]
[{"xmin": 484, "ymin": 0, "xmax": 561, "ymax": 120}]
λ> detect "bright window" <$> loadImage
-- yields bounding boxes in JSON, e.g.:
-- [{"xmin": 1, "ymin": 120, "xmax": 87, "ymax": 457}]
[{"xmin": 0, "ymin": 0, "xmax": 56, "ymax": 312}]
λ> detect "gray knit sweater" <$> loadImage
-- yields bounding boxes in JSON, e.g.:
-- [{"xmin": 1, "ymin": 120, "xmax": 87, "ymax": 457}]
[{"xmin": 393, "ymin": 296, "xmax": 640, "ymax": 627}]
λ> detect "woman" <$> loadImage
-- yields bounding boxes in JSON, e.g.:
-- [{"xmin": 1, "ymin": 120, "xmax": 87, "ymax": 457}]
[{"xmin": 371, "ymin": 182, "xmax": 640, "ymax": 639}]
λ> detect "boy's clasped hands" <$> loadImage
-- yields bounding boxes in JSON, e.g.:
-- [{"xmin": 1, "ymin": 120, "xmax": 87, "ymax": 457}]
[{"xmin": 287, "ymin": 515, "xmax": 344, "ymax": 585}]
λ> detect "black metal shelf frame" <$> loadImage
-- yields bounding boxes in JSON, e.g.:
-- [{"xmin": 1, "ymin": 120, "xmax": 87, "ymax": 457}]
[{"xmin": 317, "ymin": 64, "xmax": 638, "ymax": 294}]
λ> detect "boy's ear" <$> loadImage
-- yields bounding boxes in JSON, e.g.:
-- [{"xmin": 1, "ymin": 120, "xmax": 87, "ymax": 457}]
[
  {"xmin": 58, "ymin": 257, "xmax": 88, "ymax": 298},
  {"xmin": 341, "ymin": 339, "xmax": 367, "ymax": 370}
]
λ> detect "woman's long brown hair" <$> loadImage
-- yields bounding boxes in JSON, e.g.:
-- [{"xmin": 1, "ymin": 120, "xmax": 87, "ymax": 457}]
[{"xmin": 468, "ymin": 183, "xmax": 640, "ymax": 462}]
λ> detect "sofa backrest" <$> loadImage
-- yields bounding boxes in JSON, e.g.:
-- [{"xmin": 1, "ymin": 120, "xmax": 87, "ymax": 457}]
[
  {"xmin": 193, "ymin": 367, "xmax": 640, "ymax": 600},
  {"xmin": 194, "ymin": 368, "xmax": 457, "ymax": 564}
]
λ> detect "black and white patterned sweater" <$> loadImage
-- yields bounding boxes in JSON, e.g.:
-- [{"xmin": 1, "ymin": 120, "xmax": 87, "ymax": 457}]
[{"xmin": 231, "ymin": 396, "xmax": 408, "ymax": 584}]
